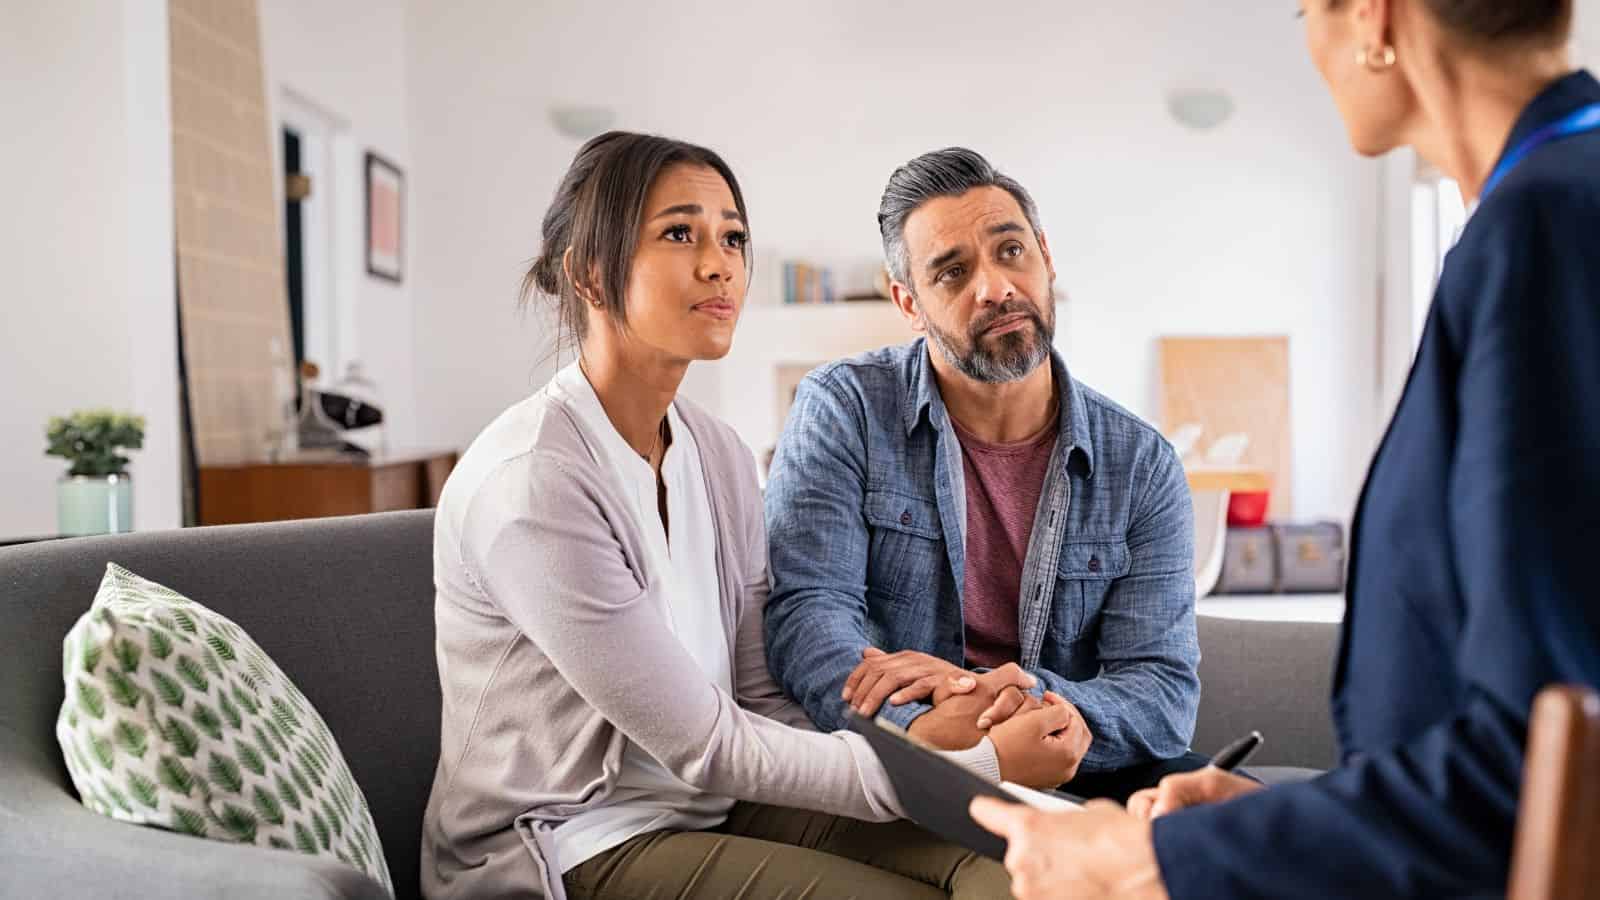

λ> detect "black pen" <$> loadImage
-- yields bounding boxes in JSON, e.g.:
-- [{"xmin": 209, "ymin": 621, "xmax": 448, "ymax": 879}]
[{"xmin": 1208, "ymin": 730, "xmax": 1264, "ymax": 772}]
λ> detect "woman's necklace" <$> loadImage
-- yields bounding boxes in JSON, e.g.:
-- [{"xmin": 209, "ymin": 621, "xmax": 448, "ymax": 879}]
[
  {"xmin": 641, "ymin": 417, "xmax": 664, "ymax": 462},
  {"xmin": 579, "ymin": 357, "xmax": 665, "ymax": 462}
]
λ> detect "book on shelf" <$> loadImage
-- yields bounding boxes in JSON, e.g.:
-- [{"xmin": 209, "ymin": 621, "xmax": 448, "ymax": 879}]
[{"xmin": 782, "ymin": 261, "xmax": 838, "ymax": 305}]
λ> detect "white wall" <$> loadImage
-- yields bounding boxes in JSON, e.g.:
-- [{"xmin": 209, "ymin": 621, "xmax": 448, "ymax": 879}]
[
  {"xmin": 0, "ymin": 0, "xmax": 181, "ymax": 537},
  {"xmin": 1578, "ymin": 1, "xmax": 1599, "ymax": 66},
  {"xmin": 259, "ymin": 0, "xmax": 418, "ymax": 450},
  {"xmin": 405, "ymin": 0, "xmax": 1382, "ymax": 522}
]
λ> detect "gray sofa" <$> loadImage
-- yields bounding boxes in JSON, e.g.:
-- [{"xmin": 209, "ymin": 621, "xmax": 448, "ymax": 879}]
[{"xmin": 0, "ymin": 511, "xmax": 1339, "ymax": 899}]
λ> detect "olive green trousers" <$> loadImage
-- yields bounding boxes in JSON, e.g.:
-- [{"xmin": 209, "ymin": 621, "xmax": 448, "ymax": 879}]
[{"xmin": 563, "ymin": 801, "xmax": 1012, "ymax": 900}]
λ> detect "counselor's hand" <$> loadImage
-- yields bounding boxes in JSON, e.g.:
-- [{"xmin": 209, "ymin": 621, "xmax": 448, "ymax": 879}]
[
  {"xmin": 969, "ymin": 797, "xmax": 1169, "ymax": 900},
  {"xmin": 1126, "ymin": 767, "xmax": 1263, "ymax": 820}
]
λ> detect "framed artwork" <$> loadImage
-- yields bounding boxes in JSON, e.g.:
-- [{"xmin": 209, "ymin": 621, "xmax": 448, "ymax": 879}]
[{"xmin": 364, "ymin": 151, "xmax": 404, "ymax": 283}]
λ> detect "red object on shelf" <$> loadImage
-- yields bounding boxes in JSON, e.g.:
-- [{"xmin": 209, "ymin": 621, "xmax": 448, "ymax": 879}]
[{"xmin": 1228, "ymin": 491, "xmax": 1271, "ymax": 527}]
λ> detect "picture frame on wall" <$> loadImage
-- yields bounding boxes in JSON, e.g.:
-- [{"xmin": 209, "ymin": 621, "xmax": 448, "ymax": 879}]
[{"xmin": 365, "ymin": 151, "xmax": 404, "ymax": 283}]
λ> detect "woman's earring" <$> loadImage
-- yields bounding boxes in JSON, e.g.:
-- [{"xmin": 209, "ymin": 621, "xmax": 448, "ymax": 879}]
[{"xmin": 1356, "ymin": 44, "xmax": 1397, "ymax": 71}]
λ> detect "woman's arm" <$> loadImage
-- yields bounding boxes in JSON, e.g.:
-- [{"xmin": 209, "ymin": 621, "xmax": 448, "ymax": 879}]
[{"xmin": 462, "ymin": 452, "xmax": 902, "ymax": 822}]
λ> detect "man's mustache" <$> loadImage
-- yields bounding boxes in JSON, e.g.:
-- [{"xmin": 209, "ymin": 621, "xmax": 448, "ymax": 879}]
[{"xmin": 971, "ymin": 301, "xmax": 1046, "ymax": 337}]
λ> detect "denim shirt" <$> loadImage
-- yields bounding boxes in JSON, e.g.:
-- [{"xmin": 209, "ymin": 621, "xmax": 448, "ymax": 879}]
[{"xmin": 764, "ymin": 339, "xmax": 1199, "ymax": 772}]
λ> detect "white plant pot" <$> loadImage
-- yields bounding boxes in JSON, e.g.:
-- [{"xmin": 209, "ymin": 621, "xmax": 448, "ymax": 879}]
[{"xmin": 57, "ymin": 474, "xmax": 134, "ymax": 536}]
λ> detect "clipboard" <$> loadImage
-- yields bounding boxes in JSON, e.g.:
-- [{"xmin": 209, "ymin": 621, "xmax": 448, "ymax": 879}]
[{"xmin": 846, "ymin": 710, "xmax": 1082, "ymax": 861}]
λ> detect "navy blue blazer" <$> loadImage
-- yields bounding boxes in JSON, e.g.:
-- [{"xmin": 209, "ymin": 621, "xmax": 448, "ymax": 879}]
[{"xmin": 1153, "ymin": 70, "xmax": 1600, "ymax": 898}]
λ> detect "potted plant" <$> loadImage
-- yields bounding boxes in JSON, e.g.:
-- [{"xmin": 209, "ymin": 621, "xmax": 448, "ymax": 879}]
[{"xmin": 45, "ymin": 410, "xmax": 145, "ymax": 536}]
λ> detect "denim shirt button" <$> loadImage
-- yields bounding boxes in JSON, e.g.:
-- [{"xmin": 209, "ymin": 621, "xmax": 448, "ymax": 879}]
[
  {"xmin": 900, "ymin": 511, "xmax": 912, "ymax": 526},
  {"xmin": 1088, "ymin": 556, "xmax": 1102, "ymax": 573}
]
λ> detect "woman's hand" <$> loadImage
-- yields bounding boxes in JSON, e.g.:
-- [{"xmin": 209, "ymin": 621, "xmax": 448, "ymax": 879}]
[
  {"xmin": 969, "ymin": 798, "xmax": 1169, "ymax": 900},
  {"xmin": 1126, "ymin": 767, "xmax": 1264, "ymax": 820},
  {"xmin": 988, "ymin": 692, "xmax": 1092, "ymax": 787}
]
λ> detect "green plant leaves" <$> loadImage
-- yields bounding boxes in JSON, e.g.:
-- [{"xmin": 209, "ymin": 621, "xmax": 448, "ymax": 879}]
[{"xmin": 44, "ymin": 409, "xmax": 145, "ymax": 477}]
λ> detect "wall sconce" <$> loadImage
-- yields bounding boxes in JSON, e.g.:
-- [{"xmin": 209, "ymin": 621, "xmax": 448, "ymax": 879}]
[
  {"xmin": 1166, "ymin": 89, "xmax": 1236, "ymax": 131},
  {"xmin": 549, "ymin": 105, "xmax": 617, "ymax": 140}
]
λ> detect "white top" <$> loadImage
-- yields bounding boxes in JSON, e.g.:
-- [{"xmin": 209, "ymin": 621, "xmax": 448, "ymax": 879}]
[{"xmin": 548, "ymin": 364, "xmax": 737, "ymax": 873}]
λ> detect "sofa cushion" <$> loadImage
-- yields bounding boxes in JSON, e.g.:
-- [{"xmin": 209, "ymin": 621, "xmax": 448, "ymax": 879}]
[{"xmin": 56, "ymin": 564, "xmax": 393, "ymax": 895}]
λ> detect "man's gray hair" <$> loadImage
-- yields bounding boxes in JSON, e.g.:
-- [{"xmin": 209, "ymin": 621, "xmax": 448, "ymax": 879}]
[{"xmin": 876, "ymin": 148, "xmax": 1045, "ymax": 292}]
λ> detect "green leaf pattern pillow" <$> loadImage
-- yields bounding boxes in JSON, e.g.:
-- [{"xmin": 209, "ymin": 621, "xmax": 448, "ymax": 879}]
[{"xmin": 56, "ymin": 564, "xmax": 393, "ymax": 894}]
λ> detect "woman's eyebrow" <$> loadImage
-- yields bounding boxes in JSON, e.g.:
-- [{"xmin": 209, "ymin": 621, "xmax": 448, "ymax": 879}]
[{"xmin": 650, "ymin": 203, "xmax": 743, "ymax": 223}]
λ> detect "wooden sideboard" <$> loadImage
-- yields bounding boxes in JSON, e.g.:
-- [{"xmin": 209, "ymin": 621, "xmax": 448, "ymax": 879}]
[{"xmin": 198, "ymin": 450, "xmax": 457, "ymax": 525}]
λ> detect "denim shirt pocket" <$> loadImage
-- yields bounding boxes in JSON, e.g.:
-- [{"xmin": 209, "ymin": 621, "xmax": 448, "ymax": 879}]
[
  {"xmin": 863, "ymin": 490, "xmax": 944, "ymax": 602},
  {"xmin": 1052, "ymin": 540, "xmax": 1131, "ymax": 641}
]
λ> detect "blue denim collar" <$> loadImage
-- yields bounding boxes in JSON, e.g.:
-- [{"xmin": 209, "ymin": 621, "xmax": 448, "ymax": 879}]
[{"xmin": 903, "ymin": 337, "xmax": 1095, "ymax": 478}]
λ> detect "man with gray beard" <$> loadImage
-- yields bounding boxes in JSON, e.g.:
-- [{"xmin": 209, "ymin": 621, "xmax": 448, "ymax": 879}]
[{"xmin": 764, "ymin": 148, "xmax": 1204, "ymax": 800}]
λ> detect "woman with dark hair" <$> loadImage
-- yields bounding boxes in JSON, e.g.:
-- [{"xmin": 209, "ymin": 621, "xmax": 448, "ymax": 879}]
[
  {"xmin": 420, "ymin": 131, "xmax": 1075, "ymax": 899},
  {"xmin": 966, "ymin": 1, "xmax": 1600, "ymax": 898}
]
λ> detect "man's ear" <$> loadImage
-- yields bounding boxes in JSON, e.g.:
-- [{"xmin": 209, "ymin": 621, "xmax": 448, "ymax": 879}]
[
  {"xmin": 1036, "ymin": 229, "xmax": 1056, "ymax": 285},
  {"xmin": 888, "ymin": 275, "xmax": 925, "ymax": 333}
]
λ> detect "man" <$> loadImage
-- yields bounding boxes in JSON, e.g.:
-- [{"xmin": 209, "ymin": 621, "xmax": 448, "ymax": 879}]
[{"xmin": 763, "ymin": 147, "xmax": 1202, "ymax": 798}]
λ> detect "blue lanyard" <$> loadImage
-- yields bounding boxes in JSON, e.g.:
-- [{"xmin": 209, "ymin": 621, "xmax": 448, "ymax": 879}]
[{"xmin": 1481, "ymin": 102, "xmax": 1600, "ymax": 201}]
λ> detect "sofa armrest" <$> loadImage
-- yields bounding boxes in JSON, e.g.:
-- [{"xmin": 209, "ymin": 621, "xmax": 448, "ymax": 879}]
[
  {"xmin": 0, "ymin": 767, "xmax": 388, "ymax": 900},
  {"xmin": 1193, "ymin": 615, "xmax": 1341, "ymax": 770}
]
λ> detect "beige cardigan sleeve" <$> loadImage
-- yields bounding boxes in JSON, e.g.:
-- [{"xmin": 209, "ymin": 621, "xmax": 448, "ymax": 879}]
[{"xmin": 462, "ymin": 451, "xmax": 903, "ymax": 822}]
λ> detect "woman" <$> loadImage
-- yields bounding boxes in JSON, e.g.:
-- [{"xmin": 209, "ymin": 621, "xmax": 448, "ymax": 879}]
[
  {"xmin": 420, "ymin": 131, "xmax": 1078, "ymax": 900},
  {"xmin": 969, "ymin": 1, "xmax": 1600, "ymax": 898}
]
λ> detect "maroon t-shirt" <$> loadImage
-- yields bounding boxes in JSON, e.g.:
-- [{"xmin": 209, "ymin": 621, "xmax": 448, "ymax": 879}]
[{"xmin": 949, "ymin": 412, "xmax": 1058, "ymax": 669}]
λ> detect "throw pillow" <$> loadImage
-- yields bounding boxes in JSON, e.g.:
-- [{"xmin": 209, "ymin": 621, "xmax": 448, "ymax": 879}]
[{"xmin": 56, "ymin": 563, "xmax": 393, "ymax": 894}]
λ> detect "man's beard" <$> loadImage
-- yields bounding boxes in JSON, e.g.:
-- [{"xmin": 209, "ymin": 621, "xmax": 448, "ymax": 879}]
[{"xmin": 923, "ymin": 290, "xmax": 1055, "ymax": 384}]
